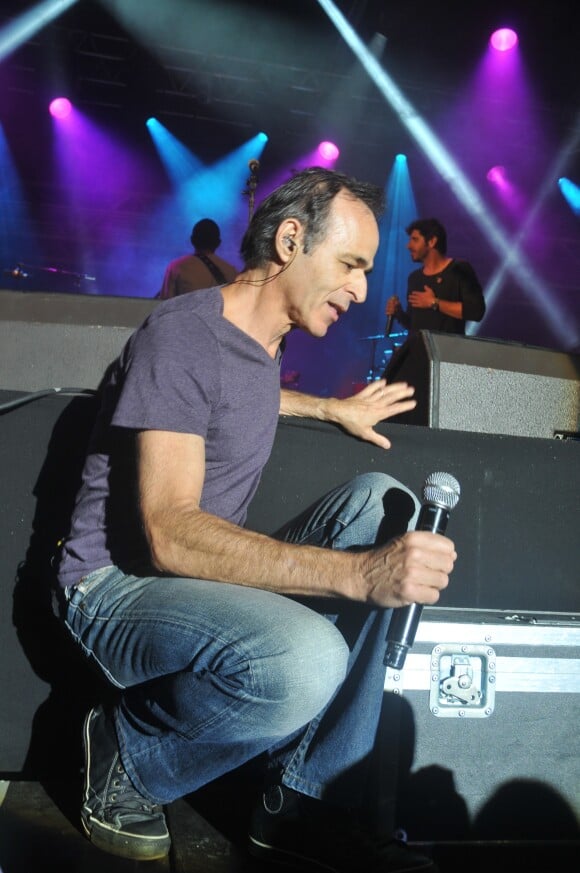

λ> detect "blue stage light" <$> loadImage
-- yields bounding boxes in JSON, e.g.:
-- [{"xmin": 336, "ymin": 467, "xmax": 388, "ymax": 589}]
[{"xmin": 558, "ymin": 177, "xmax": 580, "ymax": 215}]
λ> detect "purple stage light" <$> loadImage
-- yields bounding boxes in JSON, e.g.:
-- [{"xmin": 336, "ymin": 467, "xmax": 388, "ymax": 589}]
[
  {"xmin": 486, "ymin": 165, "xmax": 506, "ymax": 185},
  {"xmin": 490, "ymin": 28, "xmax": 518, "ymax": 52},
  {"xmin": 49, "ymin": 97, "xmax": 72, "ymax": 119},
  {"xmin": 318, "ymin": 141, "xmax": 339, "ymax": 161}
]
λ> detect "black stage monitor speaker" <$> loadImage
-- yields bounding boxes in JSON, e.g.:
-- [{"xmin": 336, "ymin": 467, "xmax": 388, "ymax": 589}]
[{"xmin": 382, "ymin": 331, "xmax": 580, "ymax": 439}]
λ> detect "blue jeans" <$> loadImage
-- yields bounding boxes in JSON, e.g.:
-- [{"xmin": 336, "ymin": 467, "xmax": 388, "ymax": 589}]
[{"xmin": 63, "ymin": 472, "xmax": 419, "ymax": 807}]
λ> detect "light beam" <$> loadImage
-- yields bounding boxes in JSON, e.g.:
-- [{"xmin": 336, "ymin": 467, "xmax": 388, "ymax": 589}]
[{"xmin": 0, "ymin": 0, "xmax": 79, "ymax": 62}]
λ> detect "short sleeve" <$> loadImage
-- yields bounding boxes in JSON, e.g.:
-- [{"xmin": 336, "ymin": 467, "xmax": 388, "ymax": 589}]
[{"xmin": 111, "ymin": 309, "xmax": 221, "ymax": 438}]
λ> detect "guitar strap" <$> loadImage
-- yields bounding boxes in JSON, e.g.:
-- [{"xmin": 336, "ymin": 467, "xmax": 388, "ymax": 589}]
[{"xmin": 195, "ymin": 253, "xmax": 227, "ymax": 285}]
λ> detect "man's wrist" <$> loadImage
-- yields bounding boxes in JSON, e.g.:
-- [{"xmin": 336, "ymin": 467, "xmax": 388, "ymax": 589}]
[{"xmin": 319, "ymin": 396, "xmax": 341, "ymax": 424}]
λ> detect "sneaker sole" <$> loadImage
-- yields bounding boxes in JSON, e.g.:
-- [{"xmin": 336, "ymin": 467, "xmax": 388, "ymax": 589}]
[
  {"xmin": 248, "ymin": 833, "xmax": 437, "ymax": 873},
  {"xmin": 248, "ymin": 833, "xmax": 336, "ymax": 871},
  {"xmin": 82, "ymin": 813, "xmax": 171, "ymax": 861}
]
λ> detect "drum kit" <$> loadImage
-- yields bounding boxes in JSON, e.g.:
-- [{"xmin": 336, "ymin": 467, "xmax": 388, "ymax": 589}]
[{"xmin": 359, "ymin": 329, "xmax": 408, "ymax": 382}]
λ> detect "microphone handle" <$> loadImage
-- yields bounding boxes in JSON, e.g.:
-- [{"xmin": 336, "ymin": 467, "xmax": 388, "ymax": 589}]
[
  {"xmin": 383, "ymin": 503, "xmax": 450, "ymax": 670},
  {"xmin": 416, "ymin": 503, "xmax": 450, "ymax": 536},
  {"xmin": 384, "ymin": 314, "xmax": 394, "ymax": 336}
]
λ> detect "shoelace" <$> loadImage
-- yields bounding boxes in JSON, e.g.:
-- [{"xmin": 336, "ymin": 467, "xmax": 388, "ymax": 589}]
[{"xmin": 106, "ymin": 760, "xmax": 160, "ymax": 822}]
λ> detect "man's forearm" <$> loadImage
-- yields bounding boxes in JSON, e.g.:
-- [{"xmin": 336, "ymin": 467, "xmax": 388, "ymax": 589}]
[
  {"xmin": 280, "ymin": 388, "xmax": 337, "ymax": 421},
  {"xmin": 395, "ymin": 306, "xmax": 411, "ymax": 328},
  {"xmin": 437, "ymin": 299, "xmax": 463, "ymax": 319},
  {"xmin": 144, "ymin": 502, "xmax": 455, "ymax": 612},
  {"xmin": 145, "ymin": 503, "xmax": 364, "ymax": 601},
  {"xmin": 279, "ymin": 389, "xmax": 366, "ymax": 434}
]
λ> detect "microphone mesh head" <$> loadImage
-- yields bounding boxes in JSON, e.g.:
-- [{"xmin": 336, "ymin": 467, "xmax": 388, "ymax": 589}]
[{"xmin": 423, "ymin": 472, "xmax": 461, "ymax": 510}]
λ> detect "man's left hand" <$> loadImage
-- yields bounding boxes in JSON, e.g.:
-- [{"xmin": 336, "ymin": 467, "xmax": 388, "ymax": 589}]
[
  {"xmin": 323, "ymin": 379, "xmax": 416, "ymax": 449},
  {"xmin": 408, "ymin": 285, "xmax": 437, "ymax": 308}
]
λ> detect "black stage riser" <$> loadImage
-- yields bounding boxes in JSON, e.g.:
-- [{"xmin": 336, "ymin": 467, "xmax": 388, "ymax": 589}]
[{"xmin": 1, "ymin": 391, "xmax": 578, "ymax": 774}]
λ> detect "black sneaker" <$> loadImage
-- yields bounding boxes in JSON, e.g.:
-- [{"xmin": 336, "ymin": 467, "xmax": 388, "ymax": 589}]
[
  {"xmin": 81, "ymin": 704, "xmax": 171, "ymax": 860},
  {"xmin": 248, "ymin": 784, "xmax": 437, "ymax": 872}
]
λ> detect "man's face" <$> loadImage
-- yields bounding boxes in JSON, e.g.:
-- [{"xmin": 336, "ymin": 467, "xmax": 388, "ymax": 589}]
[
  {"xmin": 406, "ymin": 229, "xmax": 431, "ymax": 263},
  {"xmin": 284, "ymin": 191, "xmax": 379, "ymax": 338}
]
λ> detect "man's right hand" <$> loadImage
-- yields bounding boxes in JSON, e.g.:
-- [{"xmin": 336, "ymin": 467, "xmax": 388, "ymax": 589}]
[
  {"xmin": 357, "ymin": 531, "xmax": 457, "ymax": 608},
  {"xmin": 385, "ymin": 295, "xmax": 400, "ymax": 316}
]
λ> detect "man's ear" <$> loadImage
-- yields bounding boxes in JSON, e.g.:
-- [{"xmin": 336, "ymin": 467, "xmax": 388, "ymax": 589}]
[{"xmin": 275, "ymin": 219, "xmax": 301, "ymax": 262}]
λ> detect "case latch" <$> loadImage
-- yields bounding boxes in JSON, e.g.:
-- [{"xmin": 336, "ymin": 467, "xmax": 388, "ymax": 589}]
[{"xmin": 429, "ymin": 644, "xmax": 496, "ymax": 718}]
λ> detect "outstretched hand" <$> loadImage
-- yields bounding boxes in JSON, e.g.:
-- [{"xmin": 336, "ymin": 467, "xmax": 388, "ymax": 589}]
[{"xmin": 326, "ymin": 378, "xmax": 416, "ymax": 450}]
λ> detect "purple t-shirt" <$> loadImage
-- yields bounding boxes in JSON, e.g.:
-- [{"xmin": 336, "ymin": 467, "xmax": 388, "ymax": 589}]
[{"xmin": 57, "ymin": 288, "xmax": 281, "ymax": 588}]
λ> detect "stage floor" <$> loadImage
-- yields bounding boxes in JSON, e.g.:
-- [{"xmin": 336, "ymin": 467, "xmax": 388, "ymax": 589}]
[{"xmin": 1, "ymin": 780, "xmax": 577, "ymax": 872}]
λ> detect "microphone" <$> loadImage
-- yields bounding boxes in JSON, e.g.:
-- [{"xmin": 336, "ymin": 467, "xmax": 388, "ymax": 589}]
[
  {"xmin": 248, "ymin": 158, "xmax": 260, "ymax": 174},
  {"xmin": 384, "ymin": 314, "xmax": 394, "ymax": 336},
  {"xmin": 384, "ymin": 471, "xmax": 461, "ymax": 670}
]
